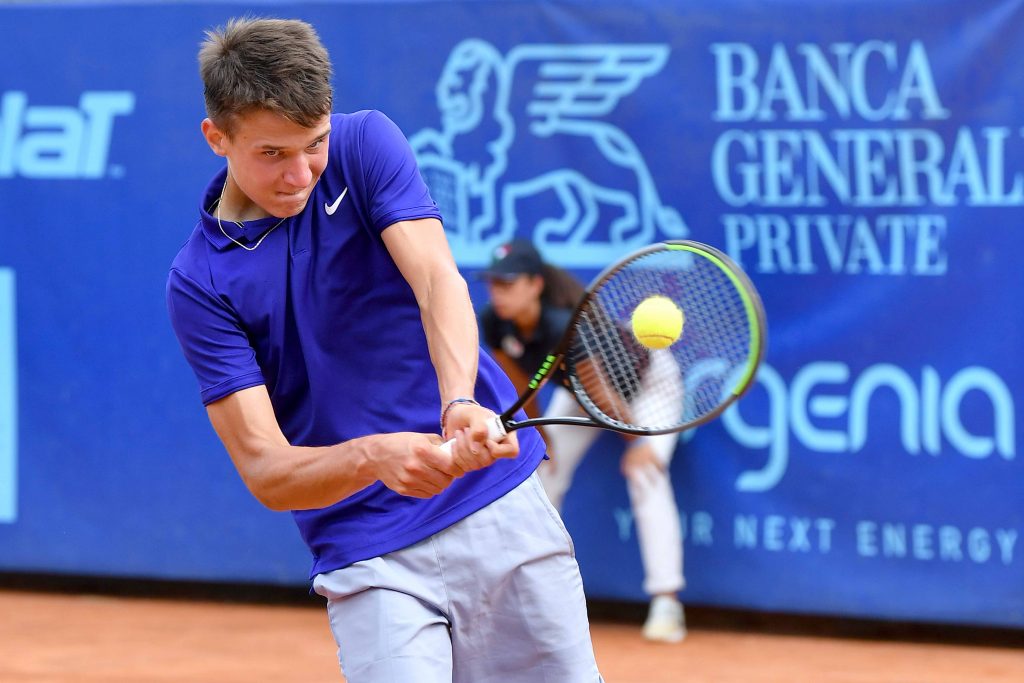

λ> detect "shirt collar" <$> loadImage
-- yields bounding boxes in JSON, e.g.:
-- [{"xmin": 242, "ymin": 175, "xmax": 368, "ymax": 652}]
[{"xmin": 199, "ymin": 168, "xmax": 288, "ymax": 251}]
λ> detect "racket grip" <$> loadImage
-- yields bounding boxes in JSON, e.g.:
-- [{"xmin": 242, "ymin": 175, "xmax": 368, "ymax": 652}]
[{"xmin": 439, "ymin": 415, "xmax": 507, "ymax": 455}]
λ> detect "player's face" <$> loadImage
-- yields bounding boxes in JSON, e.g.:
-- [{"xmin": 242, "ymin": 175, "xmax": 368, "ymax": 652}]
[
  {"xmin": 487, "ymin": 274, "xmax": 543, "ymax": 321},
  {"xmin": 203, "ymin": 109, "xmax": 331, "ymax": 218}
]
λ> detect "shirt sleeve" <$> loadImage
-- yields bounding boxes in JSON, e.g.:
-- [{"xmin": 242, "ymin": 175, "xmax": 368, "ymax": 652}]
[
  {"xmin": 356, "ymin": 110, "xmax": 442, "ymax": 232},
  {"xmin": 166, "ymin": 267, "xmax": 265, "ymax": 405}
]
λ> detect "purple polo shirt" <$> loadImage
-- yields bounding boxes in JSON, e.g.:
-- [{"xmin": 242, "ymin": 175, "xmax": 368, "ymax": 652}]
[{"xmin": 167, "ymin": 110, "xmax": 544, "ymax": 577}]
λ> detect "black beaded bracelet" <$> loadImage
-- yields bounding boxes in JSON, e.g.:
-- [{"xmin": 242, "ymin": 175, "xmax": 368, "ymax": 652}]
[{"xmin": 441, "ymin": 397, "xmax": 480, "ymax": 437}]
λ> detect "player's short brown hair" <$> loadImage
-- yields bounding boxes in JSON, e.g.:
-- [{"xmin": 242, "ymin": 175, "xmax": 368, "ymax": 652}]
[{"xmin": 199, "ymin": 18, "xmax": 333, "ymax": 136}]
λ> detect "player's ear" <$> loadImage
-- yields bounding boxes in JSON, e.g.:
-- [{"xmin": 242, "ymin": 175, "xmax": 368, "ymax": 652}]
[{"xmin": 201, "ymin": 118, "xmax": 229, "ymax": 157}]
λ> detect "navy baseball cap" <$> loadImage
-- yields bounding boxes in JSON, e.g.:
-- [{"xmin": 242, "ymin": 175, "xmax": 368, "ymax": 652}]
[{"xmin": 478, "ymin": 240, "xmax": 544, "ymax": 281}]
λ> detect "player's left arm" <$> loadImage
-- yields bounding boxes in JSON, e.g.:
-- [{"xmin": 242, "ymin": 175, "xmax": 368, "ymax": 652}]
[{"xmin": 382, "ymin": 217, "xmax": 519, "ymax": 467}]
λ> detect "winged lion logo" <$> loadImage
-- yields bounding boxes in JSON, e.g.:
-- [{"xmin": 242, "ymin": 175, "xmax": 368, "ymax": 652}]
[{"xmin": 410, "ymin": 39, "xmax": 687, "ymax": 268}]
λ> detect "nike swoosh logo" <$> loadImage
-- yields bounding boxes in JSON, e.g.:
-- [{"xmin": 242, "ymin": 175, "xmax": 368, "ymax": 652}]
[{"xmin": 324, "ymin": 187, "xmax": 348, "ymax": 216}]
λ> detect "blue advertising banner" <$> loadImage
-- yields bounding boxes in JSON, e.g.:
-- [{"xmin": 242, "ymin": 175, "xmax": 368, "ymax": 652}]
[
  {"xmin": 0, "ymin": 269, "xmax": 14, "ymax": 523},
  {"xmin": 0, "ymin": 0, "xmax": 1020, "ymax": 627}
]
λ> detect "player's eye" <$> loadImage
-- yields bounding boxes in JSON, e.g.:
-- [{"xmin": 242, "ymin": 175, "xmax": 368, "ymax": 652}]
[
  {"xmin": 308, "ymin": 138, "xmax": 325, "ymax": 151},
  {"xmin": 263, "ymin": 150, "xmax": 280, "ymax": 158}
]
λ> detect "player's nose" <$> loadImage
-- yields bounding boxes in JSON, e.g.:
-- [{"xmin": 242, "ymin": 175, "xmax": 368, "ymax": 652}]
[{"xmin": 282, "ymin": 158, "xmax": 314, "ymax": 189}]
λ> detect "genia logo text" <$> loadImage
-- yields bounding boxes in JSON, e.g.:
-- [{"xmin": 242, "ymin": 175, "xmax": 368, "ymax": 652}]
[
  {"xmin": 715, "ymin": 361, "xmax": 1015, "ymax": 492},
  {"xmin": 0, "ymin": 91, "xmax": 134, "ymax": 179}
]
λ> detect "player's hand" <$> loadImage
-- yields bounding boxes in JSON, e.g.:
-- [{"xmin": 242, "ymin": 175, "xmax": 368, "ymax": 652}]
[
  {"xmin": 442, "ymin": 401, "xmax": 494, "ymax": 440},
  {"xmin": 443, "ymin": 401, "xmax": 520, "ymax": 470},
  {"xmin": 620, "ymin": 439, "xmax": 665, "ymax": 479},
  {"xmin": 449, "ymin": 426, "xmax": 519, "ymax": 473},
  {"xmin": 369, "ymin": 432, "xmax": 463, "ymax": 498}
]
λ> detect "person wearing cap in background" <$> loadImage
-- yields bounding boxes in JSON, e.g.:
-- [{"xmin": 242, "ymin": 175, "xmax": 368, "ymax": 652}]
[{"xmin": 477, "ymin": 240, "xmax": 689, "ymax": 643}]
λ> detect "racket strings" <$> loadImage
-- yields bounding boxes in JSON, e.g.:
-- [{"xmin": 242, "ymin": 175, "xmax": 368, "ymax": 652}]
[
  {"xmin": 678, "ymin": 257, "xmax": 751, "ymax": 417},
  {"xmin": 572, "ymin": 302, "xmax": 646, "ymax": 426},
  {"xmin": 568, "ymin": 248, "xmax": 756, "ymax": 432}
]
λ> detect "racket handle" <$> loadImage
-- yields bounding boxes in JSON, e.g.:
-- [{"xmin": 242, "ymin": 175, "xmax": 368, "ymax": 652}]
[{"xmin": 439, "ymin": 415, "xmax": 508, "ymax": 455}]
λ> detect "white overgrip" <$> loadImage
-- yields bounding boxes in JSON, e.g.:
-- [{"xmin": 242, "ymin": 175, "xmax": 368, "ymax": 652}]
[{"xmin": 440, "ymin": 414, "xmax": 508, "ymax": 455}]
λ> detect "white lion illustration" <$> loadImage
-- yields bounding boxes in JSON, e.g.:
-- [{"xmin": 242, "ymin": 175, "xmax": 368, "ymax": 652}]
[{"xmin": 411, "ymin": 39, "xmax": 687, "ymax": 267}]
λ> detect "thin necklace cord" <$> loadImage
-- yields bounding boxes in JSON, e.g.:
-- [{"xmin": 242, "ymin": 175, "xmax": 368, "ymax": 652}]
[{"xmin": 213, "ymin": 179, "xmax": 287, "ymax": 252}]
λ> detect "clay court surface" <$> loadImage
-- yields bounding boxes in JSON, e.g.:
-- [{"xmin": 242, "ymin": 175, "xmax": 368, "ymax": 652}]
[{"xmin": 1, "ymin": 589, "xmax": 1021, "ymax": 682}]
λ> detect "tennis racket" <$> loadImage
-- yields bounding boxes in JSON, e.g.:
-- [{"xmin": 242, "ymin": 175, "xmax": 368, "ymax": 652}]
[{"xmin": 442, "ymin": 240, "xmax": 766, "ymax": 451}]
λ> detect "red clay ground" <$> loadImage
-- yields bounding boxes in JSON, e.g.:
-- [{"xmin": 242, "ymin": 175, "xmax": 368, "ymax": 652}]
[{"xmin": 1, "ymin": 590, "xmax": 1021, "ymax": 682}]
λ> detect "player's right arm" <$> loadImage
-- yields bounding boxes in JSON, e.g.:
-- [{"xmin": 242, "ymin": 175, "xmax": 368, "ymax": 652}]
[
  {"xmin": 168, "ymin": 267, "xmax": 463, "ymax": 510},
  {"xmin": 206, "ymin": 385, "xmax": 461, "ymax": 510}
]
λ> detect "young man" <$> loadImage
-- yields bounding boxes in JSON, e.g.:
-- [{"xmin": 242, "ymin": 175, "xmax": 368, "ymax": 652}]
[{"xmin": 166, "ymin": 18, "xmax": 603, "ymax": 682}]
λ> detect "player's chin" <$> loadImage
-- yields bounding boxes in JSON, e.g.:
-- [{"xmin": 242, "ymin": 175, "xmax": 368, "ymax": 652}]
[{"xmin": 272, "ymin": 193, "xmax": 310, "ymax": 217}]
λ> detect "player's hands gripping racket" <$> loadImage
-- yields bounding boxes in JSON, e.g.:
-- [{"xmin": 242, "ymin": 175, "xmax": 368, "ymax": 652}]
[{"xmin": 441, "ymin": 240, "xmax": 766, "ymax": 452}]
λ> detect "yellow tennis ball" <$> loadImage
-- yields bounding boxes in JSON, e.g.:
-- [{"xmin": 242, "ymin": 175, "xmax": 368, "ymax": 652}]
[{"xmin": 631, "ymin": 295, "xmax": 684, "ymax": 349}]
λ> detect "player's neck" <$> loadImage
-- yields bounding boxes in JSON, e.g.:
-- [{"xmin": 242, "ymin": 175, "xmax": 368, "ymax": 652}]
[{"xmin": 217, "ymin": 175, "xmax": 270, "ymax": 223}]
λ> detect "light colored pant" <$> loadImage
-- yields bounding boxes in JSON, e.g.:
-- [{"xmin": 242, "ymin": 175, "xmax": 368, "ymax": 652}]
[
  {"xmin": 313, "ymin": 472, "xmax": 603, "ymax": 683},
  {"xmin": 539, "ymin": 350, "xmax": 685, "ymax": 596}
]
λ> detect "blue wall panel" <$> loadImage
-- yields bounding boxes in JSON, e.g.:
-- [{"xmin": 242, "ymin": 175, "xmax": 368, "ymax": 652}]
[{"xmin": 0, "ymin": 0, "xmax": 1020, "ymax": 627}]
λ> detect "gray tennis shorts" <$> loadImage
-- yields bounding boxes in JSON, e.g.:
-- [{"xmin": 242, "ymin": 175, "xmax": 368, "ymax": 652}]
[{"xmin": 312, "ymin": 471, "xmax": 604, "ymax": 683}]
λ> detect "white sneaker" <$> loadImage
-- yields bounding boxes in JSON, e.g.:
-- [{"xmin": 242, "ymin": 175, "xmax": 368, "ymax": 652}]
[{"xmin": 642, "ymin": 595, "xmax": 687, "ymax": 643}]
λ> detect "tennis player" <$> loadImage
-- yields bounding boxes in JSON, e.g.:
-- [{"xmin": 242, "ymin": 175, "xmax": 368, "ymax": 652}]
[
  {"xmin": 479, "ymin": 240, "xmax": 688, "ymax": 643},
  {"xmin": 166, "ymin": 18, "xmax": 603, "ymax": 682}
]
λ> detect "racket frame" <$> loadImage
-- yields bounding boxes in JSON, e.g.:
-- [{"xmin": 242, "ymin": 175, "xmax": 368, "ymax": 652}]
[{"xmin": 496, "ymin": 240, "xmax": 766, "ymax": 437}]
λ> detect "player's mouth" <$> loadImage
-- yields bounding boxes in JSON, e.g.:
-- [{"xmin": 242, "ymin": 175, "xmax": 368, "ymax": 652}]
[{"xmin": 276, "ymin": 188, "xmax": 309, "ymax": 206}]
